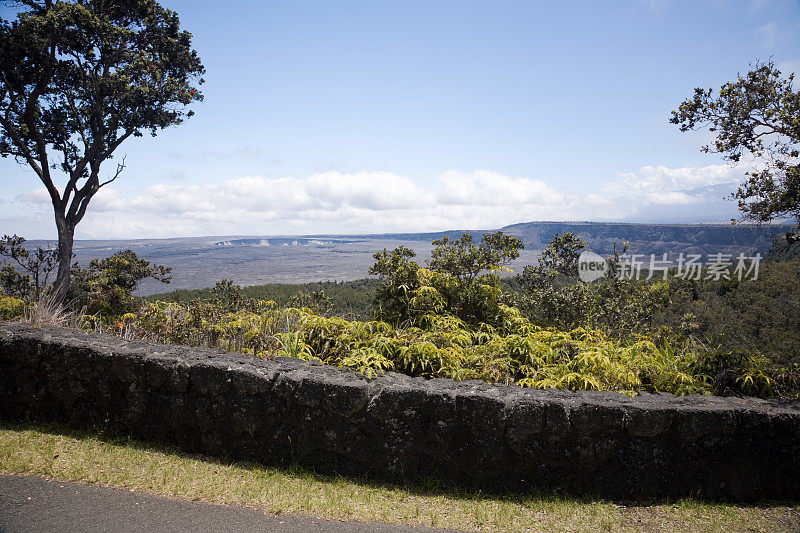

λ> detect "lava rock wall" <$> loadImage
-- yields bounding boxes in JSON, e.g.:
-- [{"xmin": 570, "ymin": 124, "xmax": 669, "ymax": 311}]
[{"xmin": 1, "ymin": 322, "xmax": 798, "ymax": 501}]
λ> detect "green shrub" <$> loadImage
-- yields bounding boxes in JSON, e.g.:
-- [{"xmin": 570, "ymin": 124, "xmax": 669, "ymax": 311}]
[
  {"xmin": 370, "ymin": 232, "xmax": 523, "ymax": 327},
  {"xmin": 70, "ymin": 250, "xmax": 171, "ymax": 317},
  {"xmin": 0, "ymin": 290, "xmax": 25, "ymax": 320}
]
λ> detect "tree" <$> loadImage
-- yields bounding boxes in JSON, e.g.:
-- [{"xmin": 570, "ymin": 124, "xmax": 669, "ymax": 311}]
[
  {"xmin": 370, "ymin": 232, "xmax": 523, "ymax": 326},
  {"xmin": 670, "ymin": 60, "xmax": 800, "ymax": 228},
  {"xmin": 69, "ymin": 249, "xmax": 170, "ymax": 315},
  {"xmin": 517, "ymin": 235, "xmax": 669, "ymax": 335},
  {"xmin": 521, "ymin": 231, "xmax": 587, "ymax": 289},
  {"xmin": 369, "ymin": 245, "xmax": 421, "ymax": 325},
  {"xmin": 518, "ymin": 232, "xmax": 589, "ymax": 329},
  {"xmin": 428, "ymin": 232, "xmax": 523, "ymax": 284},
  {"xmin": 210, "ymin": 278, "xmax": 244, "ymax": 312},
  {"xmin": 0, "ymin": 0, "xmax": 204, "ymax": 304},
  {"xmin": 0, "ymin": 234, "xmax": 58, "ymax": 299}
]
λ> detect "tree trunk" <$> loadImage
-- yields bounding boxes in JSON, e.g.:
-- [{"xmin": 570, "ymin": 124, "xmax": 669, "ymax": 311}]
[{"xmin": 51, "ymin": 219, "xmax": 74, "ymax": 305}]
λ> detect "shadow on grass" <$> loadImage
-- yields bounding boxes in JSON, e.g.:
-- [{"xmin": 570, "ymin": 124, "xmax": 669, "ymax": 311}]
[{"xmin": 2, "ymin": 417, "xmax": 797, "ymax": 511}]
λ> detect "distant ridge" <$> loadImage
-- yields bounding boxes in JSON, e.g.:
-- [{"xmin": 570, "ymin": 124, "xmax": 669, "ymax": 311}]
[
  {"xmin": 205, "ymin": 221, "xmax": 791, "ymax": 256},
  {"xmin": 293, "ymin": 221, "xmax": 792, "ymax": 255},
  {"xmin": 498, "ymin": 221, "xmax": 792, "ymax": 255}
]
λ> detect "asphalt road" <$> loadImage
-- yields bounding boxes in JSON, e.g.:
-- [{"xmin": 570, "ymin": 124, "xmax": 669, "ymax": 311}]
[{"xmin": 0, "ymin": 475, "xmax": 459, "ymax": 533}]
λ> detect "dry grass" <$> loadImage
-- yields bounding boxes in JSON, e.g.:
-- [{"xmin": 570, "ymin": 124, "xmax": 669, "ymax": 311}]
[
  {"xmin": 22, "ymin": 295, "xmax": 76, "ymax": 328},
  {"xmin": 1, "ymin": 420, "xmax": 798, "ymax": 532}
]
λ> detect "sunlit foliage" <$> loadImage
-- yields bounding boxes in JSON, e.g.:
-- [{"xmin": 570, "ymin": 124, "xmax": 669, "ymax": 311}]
[{"xmin": 83, "ymin": 295, "xmax": 782, "ymax": 398}]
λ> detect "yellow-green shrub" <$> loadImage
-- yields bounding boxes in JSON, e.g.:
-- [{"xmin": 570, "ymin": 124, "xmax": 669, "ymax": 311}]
[
  {"xmin": 0, "ymin": 290, "xmax": 24, "ymax": 320},
  {"xmin": 107, "ymin": 296, "xmax": 791, "ymax": 397}
]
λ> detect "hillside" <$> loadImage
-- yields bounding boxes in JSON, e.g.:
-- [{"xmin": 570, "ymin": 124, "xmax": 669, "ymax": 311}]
[{"xmin": 500, "ymin": 221, "xmax": 790, "ymax": 255}]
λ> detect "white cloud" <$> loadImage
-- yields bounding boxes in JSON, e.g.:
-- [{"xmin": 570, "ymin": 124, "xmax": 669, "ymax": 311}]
[
  {"xmin": 603, "ymin": 163, "xmax": 743, "ymax": 195},
  {"xmin": 757, "ymin": 22, "xmax": 781, "ymax": 47},
  {"xmin": 642, "ymin": 191, "xmax": 698, "ymax": 205},
  {"xmin": 304, "ymin": 171, "xmax": 427, "ymax": 210},
  {"xmin": 9, "ymin": 164, "xmax": 747, "ymax": 239},
  {"xmin": 437, "ymin": 170, "xmax": 564, "ymax": 207},
  {"xmin": 15, "ymin": 188, "xmax": 51, "ymax": 204}
]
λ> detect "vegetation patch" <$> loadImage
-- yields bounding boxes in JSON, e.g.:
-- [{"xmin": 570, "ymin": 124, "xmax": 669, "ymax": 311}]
[{"xmin": 149, "ymin": 279, "xmax": 381, "ymax": 321}]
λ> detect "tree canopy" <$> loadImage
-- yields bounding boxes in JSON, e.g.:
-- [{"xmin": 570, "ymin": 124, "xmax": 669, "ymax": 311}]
[
  {"xmin": 428, "ymin": 232, "xmax": 523, "ymax": 284},
  {"xmin": 70, "ymin": 248, "xmax": 171, "ymax": 315},
  {"xmin": 522, "ymin": 231, "xmax": 587, "ymax": 285},
  {"xmin": 670, "ymin": 60, "xmax": 800, "ymax": 227},
  {"xmin": 370, "ymin": 232, "xmax": 523, "ymax": 326},
  {"xmin": 0, "ymin": 0, "xmax": 204, "ymax": 302}
]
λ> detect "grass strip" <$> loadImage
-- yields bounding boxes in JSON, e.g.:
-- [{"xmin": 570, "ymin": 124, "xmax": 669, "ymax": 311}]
[{"xmin": 1, "ymin": 419, "xmax": 798, "ymax": 532}]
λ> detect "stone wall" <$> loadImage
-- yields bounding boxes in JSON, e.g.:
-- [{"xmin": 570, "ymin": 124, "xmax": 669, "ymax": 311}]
[{"xmin": 1, "ymin": 322, "xmax": 798, "ymax": 502}]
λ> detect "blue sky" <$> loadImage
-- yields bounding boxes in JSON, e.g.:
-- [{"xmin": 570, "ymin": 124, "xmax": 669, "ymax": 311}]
[{"xmin": 2, "ymin": 0, "xmax": 799, "ymax": 238}]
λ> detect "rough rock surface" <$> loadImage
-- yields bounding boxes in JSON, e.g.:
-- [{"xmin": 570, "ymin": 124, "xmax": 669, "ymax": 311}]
[{"xmin": 1, "ymin": 322, "xmax": 798, "ymax": 502}]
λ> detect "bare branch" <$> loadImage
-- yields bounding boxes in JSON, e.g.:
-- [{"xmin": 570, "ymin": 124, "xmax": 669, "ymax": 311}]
[{"xmin": 99, "ymin": 155, "xmax": 126, "ymax": 188}]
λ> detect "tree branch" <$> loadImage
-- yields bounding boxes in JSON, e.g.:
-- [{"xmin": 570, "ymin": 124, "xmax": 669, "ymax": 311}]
[
  {"xmin": 99, "ymin": 155, "xmax": 126, "ymax": 188},
  {"xmin": 0, "ymin": 113, "xmax": 44, "ymax": 178}
]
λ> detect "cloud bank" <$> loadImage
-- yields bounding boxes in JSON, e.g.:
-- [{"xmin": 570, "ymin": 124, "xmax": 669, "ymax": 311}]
[{"xmin": 7, "ymin": 163, "xmax": 745, "ymax": 239}]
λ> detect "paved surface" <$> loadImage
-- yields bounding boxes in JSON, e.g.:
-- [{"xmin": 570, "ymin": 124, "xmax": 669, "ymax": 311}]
[{"xmin": 0, "ymin": 475, "xmax": 458, "ymax": 532}]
